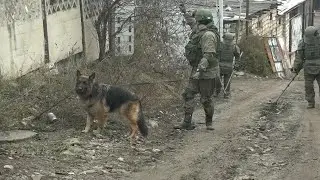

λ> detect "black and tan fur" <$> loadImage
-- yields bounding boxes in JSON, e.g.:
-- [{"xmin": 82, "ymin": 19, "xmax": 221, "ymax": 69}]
[{"xmin": 75, "ymin": 70, "xmax": 148, "ymax": 141}]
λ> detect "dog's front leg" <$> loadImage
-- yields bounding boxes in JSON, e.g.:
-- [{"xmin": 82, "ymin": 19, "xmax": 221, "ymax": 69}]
[
  {"xmin": 82, "ymin": 114, "xmax": 93, "ymax": 133},
  {"xmin": 93, "ymin": 111, "xmax": 107, "ymax": 137}
]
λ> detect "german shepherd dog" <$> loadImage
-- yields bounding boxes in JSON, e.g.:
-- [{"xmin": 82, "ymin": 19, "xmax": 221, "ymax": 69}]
[{"xmin": 75, "ymin": 70, "xmax": 148, "ymax": 141}]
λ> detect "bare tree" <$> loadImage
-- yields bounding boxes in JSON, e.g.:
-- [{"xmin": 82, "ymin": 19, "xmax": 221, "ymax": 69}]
[
  {"xmin": 133, "ymin": 1, "xmax": 190, "ymax": 72},
  {"xmin": 87, "ymin": 0, "xmax": 189, "ymax": 75},
  {"xmin": 86, "ymin": 0, "xmax": 134, "ymax": 61}
]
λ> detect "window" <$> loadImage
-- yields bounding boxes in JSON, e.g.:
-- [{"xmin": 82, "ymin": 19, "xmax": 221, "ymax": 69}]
[
  {"xmin": 129, "ymin": 26, "xmax": 132, "ymax": 32},
  {"xmin": 117, "ymin": 37, "xmax": 120, "ymax": 44},
  {"xmin": 278, "ymin": 18, "xmax": 282, "ymax": 25},
  {"xmin": 270, "ymin": 13, "xmax": 273, "ymax": 20},
  {"xmin": 129, "ymin": 45, "xmax": 132, "ymax": 52},
  {"xmin": 257, "ymin": 19, "xmax": 262, "ymax": 29},
  {"xmin": 128, "ymin": 36, "xmax": 132, "ymax": 42},
  {"xmin": 117, "ymin": 17, "xmax": 121, "ymax": 23}
]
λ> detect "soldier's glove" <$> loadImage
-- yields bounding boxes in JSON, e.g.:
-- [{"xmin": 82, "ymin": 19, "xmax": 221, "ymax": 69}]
[
  {"xmin": 192, "ymin": 68, "xmax": 202, "ymax": 79},
  {"xmin": 192, "ymin": 72, "xmax": 200, "ymax": 79},
  {"xmin": 290, "ymin": 68, "xmax": 294, "ymax": 73},
  {"xmin": 290, "ymin": 68, "xmax": 298, "ymax": 73},
  {"xmin": 290, "ymin": 68, "xmax": 300, "ymax": 77},
  {"xmin": 193, "ymin": 58, "xmax": 209, "ymax": 79},
  {"xmin": 197, "ymin": 58, "xmax": 209, "ymax": 72},
  {"xmin": 179, "ymin": 4, "xmax": 186, "ymax": 14}
]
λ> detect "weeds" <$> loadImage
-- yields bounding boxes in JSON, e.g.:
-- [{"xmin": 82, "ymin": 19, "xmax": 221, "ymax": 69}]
[
  {"xmin": 238, "ymin": 35, "xmax": 273, "ymax": 77},
  {"xmin": 0, "ymin": 52, "xmax": 186, "ymax": 132}
]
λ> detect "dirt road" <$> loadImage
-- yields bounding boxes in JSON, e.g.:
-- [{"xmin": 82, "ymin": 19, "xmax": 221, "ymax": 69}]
[
  {"xmin": 1, "ymin": 76, "xmax": 320, "ymax": 180},
  {"xmin": 126, "ymin": 77, "xmax": 320, "ymax": 180}
]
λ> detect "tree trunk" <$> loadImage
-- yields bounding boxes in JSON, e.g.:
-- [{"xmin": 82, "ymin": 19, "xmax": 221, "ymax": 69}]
[
  {"xmin": 108, "ymin": 9, "xmax": 116, "ymax": 57},
  {"xmin": 97, "ymin": 22, "xmax": 108, "ymax": 62}
]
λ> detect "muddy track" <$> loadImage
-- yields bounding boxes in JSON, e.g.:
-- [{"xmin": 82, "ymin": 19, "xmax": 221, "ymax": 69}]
[
  {"xmin": 279, "ymin": 104, "xmax": 320, "ymax": 180},
  {"xmin": 2, "ymin": 78, "xmax": 319, "ymax": 180},
  {"xmin": 125, "ymin": 79, "xmax": 286, "ymax": 180}
]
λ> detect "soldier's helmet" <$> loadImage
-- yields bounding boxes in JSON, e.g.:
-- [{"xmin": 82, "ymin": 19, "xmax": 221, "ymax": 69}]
[
  {"xmin": 223, "ymin": 33, "xmax": 234, "ymax": 40},
  {"xmin": 194, "ymin": 9, "xmax": 213, "ymax": 22},
  {"xmin": 223, "ymin": 32, "xmax": 235, "ymax": 44},
  {"xmin": 304, "ymin": 26, "xmax": 319, "ymax": 44}
]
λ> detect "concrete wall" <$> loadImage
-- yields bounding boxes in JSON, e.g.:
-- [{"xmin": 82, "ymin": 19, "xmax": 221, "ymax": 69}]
[
  {"xmin": 0, "ymin": 0, "xmax": 136, "ymax": 79},
  {"xmin": 83, "ymin": 19, "xmax": 100, "ymax": 61},
  {"xmin": 82, "ymin": 18, "xmax": 109, "ymax": 61},
  {"xmin": 82, "ymin": 0, "xmax": 109, "ymax": 61},
  {"xmin": 47, "ymin": 7, "xmax": 83, "ymax": 63},
  {"xmin": 275, "ymin": 13, "xmax": 290, "ymax": 54},
  {"xmin": 0, "ymin": 0, "xmax": 44, "ymax": 78},
  {"xmin": 250, "ymin": 9, "xmax": 278, "ymax": 37}
]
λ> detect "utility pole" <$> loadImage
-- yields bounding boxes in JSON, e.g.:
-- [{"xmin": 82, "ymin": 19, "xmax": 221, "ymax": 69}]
[
  {"xmin": 245, "ymin": 0, "xmax": 249, "ymax": 37},
  {"xmin": 218, "ymin": 0, "xmax": 224, "ymax": 40},
  {"xmin": 236, "ymin": 0, "xmax": 242, "ymax": 43},
  {"xmin": 107, "ymin": 0, "xmax": 116, "ymax": 57}
]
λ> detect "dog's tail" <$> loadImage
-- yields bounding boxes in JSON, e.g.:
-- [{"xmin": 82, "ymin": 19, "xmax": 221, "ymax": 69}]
[{"xmin": 137, "ymin": 101, "xmax": 148, "ymax": 137}]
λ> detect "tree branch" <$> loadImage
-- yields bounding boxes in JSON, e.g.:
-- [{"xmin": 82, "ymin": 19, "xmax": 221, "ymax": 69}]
[{"xmin": 110, "ymin": 12, "xmax": 134, "ymax": 38}]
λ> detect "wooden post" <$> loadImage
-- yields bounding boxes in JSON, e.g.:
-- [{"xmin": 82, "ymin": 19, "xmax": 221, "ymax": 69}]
[
  {"xmin": 236, "ymin": 0, "xmax": 242, "ymax": 43},
  {"xmin": 245, "ymin": 0, "xmax": 249, "ymax": 37},
  {"xmin": 41, "ymin": 0, "xmax": 50, "ymax": 63},
  {"xmin": 218, "ymin": 0, "xmax": 224, "ymax": 40},
  {"xmin": 108, "ymin": 0, "xmax": 116, "ymax": 57},
  {"xmin": 79, "ymin": 0, "xmax": 86, "ymax": 58}
]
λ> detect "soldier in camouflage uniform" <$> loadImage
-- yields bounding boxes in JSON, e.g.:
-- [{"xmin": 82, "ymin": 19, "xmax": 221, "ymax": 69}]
[
  {"xmin": 175, "ymin": 8, "xmax": 220, "ymax": 130},
  {"xmin": 179, "ymin": 4, "xmax": 197, "ymax": 33},
  {"xmin": 180, "ymin": 4, "xmax": 222, "ymax": 98},
  {"xmin": 292, "ymin": 26, "xmax": 320, "ymax": 108},
  {"xmin": 216, "ymin": 33, "xmax": 241, "ymax": 98}
]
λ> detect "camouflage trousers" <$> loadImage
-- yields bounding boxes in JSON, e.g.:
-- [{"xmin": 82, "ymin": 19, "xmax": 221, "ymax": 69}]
[
  {"xmin": 182, "ymin": 79, "xmax": 216, "ymax": 124},
  {"xmin": 304, "ymin": 72, "xmax": 320, "ymax": 104}
]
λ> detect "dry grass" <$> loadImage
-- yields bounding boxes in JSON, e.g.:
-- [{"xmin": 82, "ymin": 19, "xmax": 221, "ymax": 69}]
[
  {"xmin": 238, "ymin": 35, "xmax": 274, "ymax": 77},
  {"xmin": 0, "ymin": 54, "xmax": 188, "ymax": 132}
]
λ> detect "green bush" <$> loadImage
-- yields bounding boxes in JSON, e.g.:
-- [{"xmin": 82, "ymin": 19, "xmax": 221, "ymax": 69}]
[{"xmin": 238, "ymin": 35, "xmax": 273, "ymax": 77}]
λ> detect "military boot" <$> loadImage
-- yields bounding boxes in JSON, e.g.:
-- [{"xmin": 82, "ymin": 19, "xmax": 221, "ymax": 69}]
[
  {"xmin": 307, "ymin": 101, "xmax": 315, "ymax": 109},
  {"xmin": 204, "ymin": 106, "xmax": 214, "ymax": 130},
  {"xmin": 174, "ymin": 113, "xmax": 195, "ymax": 130},
  {"xmin": 206, "ymin": 117, "xmax": 214, "ymax": 130}
]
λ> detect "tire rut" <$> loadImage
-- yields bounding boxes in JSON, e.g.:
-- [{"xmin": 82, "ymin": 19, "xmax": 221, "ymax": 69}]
[{"xmin": 125, "ymin": 79, "xmax": 286, "ymax": 180}]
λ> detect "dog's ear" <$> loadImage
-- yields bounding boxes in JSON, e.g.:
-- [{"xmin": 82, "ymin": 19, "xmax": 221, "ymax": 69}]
[
  {"xmin": 89, "ymin": 72, "xmax": 96, "ymax": 81},
  {"xmin": 76, "ymin": 70, "xmax": 81, "ymax": 78}
]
